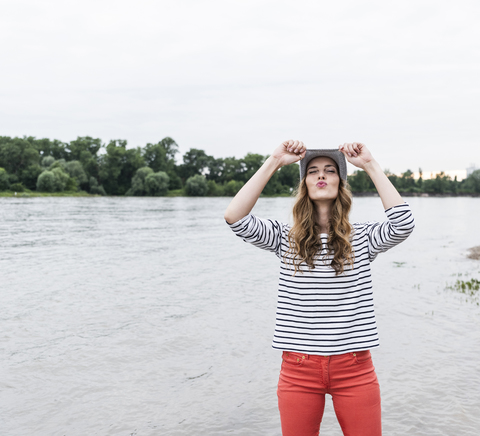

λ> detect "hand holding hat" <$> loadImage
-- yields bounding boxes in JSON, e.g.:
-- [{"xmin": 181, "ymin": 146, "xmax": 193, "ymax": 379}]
[
  {"xmin": 338, "ymin": 143, "xmax": 374, "ymax": 171},
  {"xmin": 271, "ymin": 139, "xmax": 307, "ymax": 167}
]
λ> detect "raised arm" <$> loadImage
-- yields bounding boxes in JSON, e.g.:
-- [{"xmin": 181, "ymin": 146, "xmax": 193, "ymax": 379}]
[
  {"xmin": 224, "ymin": 140, "xmax": 306, "ymax": 224},
  {"xmin": 339, "ymin": 143, "xmax": 404, "ymax": 210}
]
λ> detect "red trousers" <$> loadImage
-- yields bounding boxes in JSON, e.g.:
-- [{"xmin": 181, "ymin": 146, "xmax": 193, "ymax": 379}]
[{"xmin": 277, "ymin": 350, "xmax": 382, "ymax": 436}]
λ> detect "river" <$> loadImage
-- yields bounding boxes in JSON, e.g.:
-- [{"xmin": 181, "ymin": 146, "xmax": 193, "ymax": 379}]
[{"xmin": 1, "ymin": 196, "xmax": 479, "ymax": 435}]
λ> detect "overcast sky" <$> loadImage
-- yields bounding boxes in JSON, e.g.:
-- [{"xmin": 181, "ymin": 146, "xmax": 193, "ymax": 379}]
[{"xmin": 1, "ymin": 0, "xmax": 479, "ymax": 175}]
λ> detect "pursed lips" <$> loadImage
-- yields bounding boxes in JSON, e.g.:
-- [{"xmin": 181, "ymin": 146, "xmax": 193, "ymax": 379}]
[{"xmin": 316, "ymin": 181, "xmax": 327, "ymax": 188}]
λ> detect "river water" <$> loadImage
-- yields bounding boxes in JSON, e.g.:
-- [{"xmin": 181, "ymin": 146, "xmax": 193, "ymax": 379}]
[{"xmin": 1, "ymin": 196, "xmax": 479, "ymax": 435}]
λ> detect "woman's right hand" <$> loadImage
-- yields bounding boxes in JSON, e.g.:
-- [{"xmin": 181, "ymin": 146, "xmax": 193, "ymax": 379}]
[
  {"xmin": 224, "ymin": 139, "xmax": 306, "ymax": 223},
  {"xmin": 271, "ymin": 140, "xmax": 306, "ymax": 167}
]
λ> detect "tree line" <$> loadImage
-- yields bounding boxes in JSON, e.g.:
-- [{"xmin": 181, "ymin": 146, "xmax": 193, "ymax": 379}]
[
  {"xmin": 0, "ymin": 135, "xmax": 479, "ymax": 196},
  {"xmin": 350, "ymin": 168, "xmax": 480, "ymax": 195}
]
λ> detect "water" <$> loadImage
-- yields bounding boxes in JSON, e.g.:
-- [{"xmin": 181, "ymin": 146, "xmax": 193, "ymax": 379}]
[{"xmin": 1, "ymin": 196, "xmax": 479, "ymax": 435}]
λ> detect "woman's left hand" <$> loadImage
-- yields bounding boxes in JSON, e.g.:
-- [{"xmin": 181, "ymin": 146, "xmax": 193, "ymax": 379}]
[{"xmin": 338, "ymin": 143, "xmax": 375, "ymax": 170}]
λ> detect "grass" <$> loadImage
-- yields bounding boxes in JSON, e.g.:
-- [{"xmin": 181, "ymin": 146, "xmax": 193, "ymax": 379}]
[
  {"xmin": 166, "ymin": 189, "xmax": 185, "ymax": 197},
  {"xmin": 0, "ymin": 190, "xmax": 95, "ymax": 197},
  {"xmin": 446, "ymin": 278, "xmax": 480, "ymax": 305}
]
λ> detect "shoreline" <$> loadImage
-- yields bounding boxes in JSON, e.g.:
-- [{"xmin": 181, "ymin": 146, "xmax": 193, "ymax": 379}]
[{"xmin": 1, "ymin": 192, "xmax": 480, "ymax": 198}]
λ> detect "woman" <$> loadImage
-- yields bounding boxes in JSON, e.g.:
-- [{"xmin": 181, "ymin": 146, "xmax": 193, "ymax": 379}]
[{"xmin": 224, "ymin": 140, "xmax": 414, "ymax": 436}]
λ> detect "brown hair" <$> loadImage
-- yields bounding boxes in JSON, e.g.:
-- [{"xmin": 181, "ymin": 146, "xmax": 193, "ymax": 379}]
[{"xmin": 285, "ymin": 177, "xmax": 354, "ymax": 275}]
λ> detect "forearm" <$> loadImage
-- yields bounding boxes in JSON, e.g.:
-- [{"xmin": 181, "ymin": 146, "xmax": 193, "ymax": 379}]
[
  {"xmin": 224, "ymin": 156, "xmax": 282, "ymax": 224},
  {"xmin": 363, "ymin": 160, "xmax": 404, "ymax": 210}
]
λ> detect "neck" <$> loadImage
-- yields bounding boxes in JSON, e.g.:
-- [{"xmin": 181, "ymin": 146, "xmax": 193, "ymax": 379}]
[{"xmin": 314, "ymin": 200, "xmax": 333, "ymax": 233}]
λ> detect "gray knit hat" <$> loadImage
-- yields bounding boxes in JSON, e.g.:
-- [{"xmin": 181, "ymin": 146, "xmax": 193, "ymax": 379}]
[{"xmin": 299, "ymin": 149, "xmax": 347, "ymax": 181}]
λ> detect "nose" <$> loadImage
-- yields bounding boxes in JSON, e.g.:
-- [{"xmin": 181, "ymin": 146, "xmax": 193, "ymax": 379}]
[{"xmin": 318, "ymin": 172, "xmax": 326, "ymax": 179}]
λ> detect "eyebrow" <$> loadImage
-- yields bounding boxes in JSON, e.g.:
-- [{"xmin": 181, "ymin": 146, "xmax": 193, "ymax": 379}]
[{"xmin": 307, "ymin": 164, "xmax": 336, "ymax": 170}]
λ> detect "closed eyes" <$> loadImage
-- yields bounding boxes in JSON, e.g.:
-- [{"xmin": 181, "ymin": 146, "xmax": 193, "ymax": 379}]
[{"xmin": 307, "ymin": 169, "xmax": 336, "ymax": 175}]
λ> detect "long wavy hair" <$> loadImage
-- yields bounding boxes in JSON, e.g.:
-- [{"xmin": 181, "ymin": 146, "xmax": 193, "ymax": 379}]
[{"xmin": 285, "ymin": 175, "xmax": 354, "ymax": 275}]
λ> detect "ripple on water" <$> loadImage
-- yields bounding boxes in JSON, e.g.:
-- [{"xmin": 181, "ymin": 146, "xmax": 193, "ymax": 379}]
[{"xmin": 1, "ymin": 196, "xmax": 480, "ymax": 435}]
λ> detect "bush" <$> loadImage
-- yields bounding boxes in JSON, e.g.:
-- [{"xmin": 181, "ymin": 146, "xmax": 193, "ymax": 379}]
[
  {"xmin": 51, "ymin": 167, "xmax": 70, "ymax": 191},
  {"xmin": 207, "ymin": 180, "xmax": 224, "ymax": 196},
  {"xmin": 185, "ymin": 174, "xmax": 208, "ymax": 196},
  {"xmin": 21, "ymin": 164, "xmax": 43, "ymax": 190},
  {"xmin": 41, "ymin": 156, "xmax": 55, "ymax": 168},
  {"xmin": 65, "ymin": 160, "xmax": 88, "ymax": 185},
  {"xmin": 464, "ymin": 170, "xmax": 480, "ymax": 194},
  {"xmin": 144, "ymin": 171, "xmax": 169, "ymax": 196},
  {"xmin": 167, "ymin": 171, "xmax": 182, "ymax": 190},
  {"xmin": 36, "ymin": 167, "xmax": 73, "ymax": 192},
  {"xmin": 10, "ymin": 183, "xmax": 25, "ymax": 192},
  {"xmin": 8, "ymin": 173, "xmax": 19, "ymax": 184},
  {"xmin": 0, "ymin": 167, "xmax": 10, "ymax": 191},
  {"xmin": 128, "ymin": 167, "xmax": 154, "ymax": 196},
  {"xmin": 65, "ymin": 177, "xmax": 78, "ymax": 191},
  {"xmin": 89, "ymin": 177, "xmax": 106, "ymax": 195},
  {"xmin": 37, "ymin": 171, "xmax": 56, "ymax": 192},
  {"xmin": 49, "ymin": 159, "xmax": 67, "ymax": 171},
  {"xmin": 223, "ymin": 180, "xmax": 244, "ymax": 196}
]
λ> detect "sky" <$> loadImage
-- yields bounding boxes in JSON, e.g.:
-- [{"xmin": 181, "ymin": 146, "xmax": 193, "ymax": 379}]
[{"xmin": 1, "ymin": 0, "xmax": 479, "ymax": 177}]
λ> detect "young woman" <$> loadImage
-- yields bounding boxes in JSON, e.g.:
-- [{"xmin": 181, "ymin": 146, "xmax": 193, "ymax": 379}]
[{"xmin": 224, "ymin": 140, "xmax": 414, "ymax": 436}]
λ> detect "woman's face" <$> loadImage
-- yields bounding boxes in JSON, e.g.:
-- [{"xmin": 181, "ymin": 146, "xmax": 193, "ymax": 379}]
[{"xmin": 305, "ymin": 156, "xmax": 340, "ymax": 202}]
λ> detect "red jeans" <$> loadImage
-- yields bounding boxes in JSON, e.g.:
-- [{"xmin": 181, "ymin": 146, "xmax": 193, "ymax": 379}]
[{"xmin": 277, "ymin": 350, "xmax": 381, "ymax": 436}]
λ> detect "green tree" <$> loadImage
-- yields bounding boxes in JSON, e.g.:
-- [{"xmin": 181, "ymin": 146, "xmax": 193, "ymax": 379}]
[
  {"xmin": 143, "ymin": 142, "xmax": 167, "ymax": 172},
  {"xmin": 263, "ymin": 172, "xmax": 285, "ymax": 195},
  {"xmin": 0, "ymin": 167, "xmax": 10, "ymax": 191},
  {"xmin": 143, "ymin": 138, "xmax": 180, "ymax": 189},
  {"xmin": 41, "ymin": 156, "xmax": 55, "ymax": 168},
  {"xmin": 89, "ymin": 177, "xmax": 106, "ymax": 195},
  {"xmin": 463, "ymin": 169, "xmax": 480, "ymax": 194},
  {"xmin": 207, "ymin": 180, "xmax": 224, "ymax": 196},
  {"xmin": 49, "ymin": 159, "xmax": 67, "ymax": 171},
  {"xmin": 32, "ymin": 138, "xmax": 67, "ymax": 160},
  {"xmin": 67, "ymin": 137, "xmax": 102, "ymax": 161},
  {"xmin": 145, "ymin": 172, "xmax": 169, "ymax": 196},
  {"xmin": 178, "ymin": 149, "xmax": 211, "ymax": 181},
  {"xmin": 37, "ymin": 171, "xmax": 56, "ymax": 192},
  {"xmin": 36, "ymin": 167, "xmax": 74, "ymax": 192},
  {"xmin": 221, "ymin": 156, "xmax": 244, "ymax": 183},
  {"xmin": 144, "ymin": 137, "xmax": 179, "ymax": 172},
  {"xmin": 416, "ymin": 168, "xmax": 424, "ymax": 191},
  {"xmin": 0, "ymin": 136, "xmax": 40, "ymax": 176},
  {"xmin": 51, "ymin": 167, "xmax": 71, "ymax": 191},
  {"xmin": 185, "ymin": 174, "xmax": 208, "ymax": 196},
  {"xmin": 99, "ymin": 140, "xmax": 145, "ymax": 195},
  {"xmin": 65, "ymin": 160, "xmax": 88, "ymax": 187},
  {"xmin": 128, "ymin": 167, "xmax": 154, "ymax": 196},
  {"xmin": 223, "ymin": 180, "xmax": 244, "ymax": 196},
  {"xmin": 241, "ymin": 153, "xmax": 265, "ymax": 182},
  {"xmin": 98, "ymin": 140, "xmax": 127, "ymax": 194},
  {"xmin": 348, "ymin": 170, "xmax": 376, "ymax": 193},
  {"xmin": 278, "ymin": 163, "xmax": 300, "ymax": 190},
  {"xmin": 206, "ymin": 157, "xmax": 225, "ymax": 183},
  {"xmin": 10, "ymin": 183, "xmax": 24, "ymax": 192},
  {"xmin": 433, "ymin": 172, "xmax": 451, "ymax": 194},
  {"xmin": 400, "ymin": 169, "xmax": 415, "ymax": 192},
  {"xmin": 21, "ymin": 164, "xmax": 43, "ymax": 190}
]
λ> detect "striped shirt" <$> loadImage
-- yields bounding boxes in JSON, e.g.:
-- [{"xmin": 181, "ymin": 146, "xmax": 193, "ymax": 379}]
[{"xmin": 228, "ymin": 203, "xmax": 415, "ymax": 355}]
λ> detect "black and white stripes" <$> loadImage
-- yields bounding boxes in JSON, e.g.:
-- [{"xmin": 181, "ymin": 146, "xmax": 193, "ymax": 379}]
[{"xmin": 228, "ymin": 203, "xmax": 414, "ymax": 355}]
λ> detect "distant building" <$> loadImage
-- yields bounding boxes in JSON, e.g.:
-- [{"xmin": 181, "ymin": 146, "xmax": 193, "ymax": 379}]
[{"xmin": 467, "ymin": 164, "xmax": 478, "ymax": 177}]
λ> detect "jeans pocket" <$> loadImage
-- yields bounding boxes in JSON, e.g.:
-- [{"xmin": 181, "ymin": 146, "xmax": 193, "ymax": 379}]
[
  {"xmin": 353, "ymin": 350, "xmax": 371, "ymax": 364},
  {"xmin": 282, "ymin": 351, "xmax": 306, "ymax": 366}
]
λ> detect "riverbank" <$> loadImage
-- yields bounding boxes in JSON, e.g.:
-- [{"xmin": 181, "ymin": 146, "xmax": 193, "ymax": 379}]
[
  {"xmin": 1, "ymin": 191, "xmax": 479, "ymax": 198},
  {"xmin": 0, "ymin": 191, "xmax": 95, "ymax": 197}
]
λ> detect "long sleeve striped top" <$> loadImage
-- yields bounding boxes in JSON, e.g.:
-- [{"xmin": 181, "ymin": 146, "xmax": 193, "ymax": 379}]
[{"xmin": 228, "ymin": 203, "xmax": 415, "ymax": 355}]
